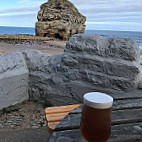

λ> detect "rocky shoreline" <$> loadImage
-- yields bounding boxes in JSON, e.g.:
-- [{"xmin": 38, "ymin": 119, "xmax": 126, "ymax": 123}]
[
  {"xmin": 0, "ymin": 34, "xmax": 53, "ymax": 45},
  {"xmin": 0, "ymin": 34, "xmax": 65, "ymax": 55}
]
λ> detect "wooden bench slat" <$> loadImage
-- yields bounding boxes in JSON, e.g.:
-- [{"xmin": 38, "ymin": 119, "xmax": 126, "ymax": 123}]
[
  {"xmin": 69, "ymin": 98, "xmax": 142, "ymax": 114},
  {"xmin": 48, "ymin": 121, "xmax": 60, "ymax": 133},
  {"xmin": 46, "ymin": 112, "xmax": 69, "ymax": 122},
  {"xmin": 113, "ymin": 98, "xmax": 142, "ymax": 110},
  {"xmin": 55, "ymin": 106, "xmax": 142, "ymax": 131},
  {"xmin": 111, "ymin": 90, "xmax": 142, "ymax": 100},
  {"xmin": 45, "ymin": 104, "xmax": 81, "ymax": 133},
  {"xmin": 45, "ymin": 104, "xmax": 80, "ymax": 114}
]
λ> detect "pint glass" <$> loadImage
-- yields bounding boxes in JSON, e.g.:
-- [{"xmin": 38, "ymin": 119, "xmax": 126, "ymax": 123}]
[{"xmin": 80, "ymin": 92, "xmax": 113, "ymax": 142}]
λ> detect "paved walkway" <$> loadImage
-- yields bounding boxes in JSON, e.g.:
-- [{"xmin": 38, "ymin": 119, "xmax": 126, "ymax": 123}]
[{"xmin": 0, "ymin": 127, "xmax": 50, "ymax": 142}]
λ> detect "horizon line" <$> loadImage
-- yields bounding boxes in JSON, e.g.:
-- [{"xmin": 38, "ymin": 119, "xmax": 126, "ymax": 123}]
[{"xmin": 0, "ymin": 25, "xmax": 142, "ymax": 33}]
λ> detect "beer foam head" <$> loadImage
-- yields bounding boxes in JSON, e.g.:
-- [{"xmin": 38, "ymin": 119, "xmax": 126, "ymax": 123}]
[{"xmin": 83, "ymin": 92, "xmax": 113, "ymax": 109}]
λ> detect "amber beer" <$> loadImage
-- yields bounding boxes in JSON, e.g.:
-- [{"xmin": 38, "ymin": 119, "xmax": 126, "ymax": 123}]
[{"xmin": 80, "ymin": 92, "xmax": 113, "ymax": 142}]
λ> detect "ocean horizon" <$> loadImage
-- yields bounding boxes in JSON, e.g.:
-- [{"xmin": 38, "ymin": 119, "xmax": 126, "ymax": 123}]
[{"xmin": 0, "ymin": 26, "xmax": 142, "ymax": 46}]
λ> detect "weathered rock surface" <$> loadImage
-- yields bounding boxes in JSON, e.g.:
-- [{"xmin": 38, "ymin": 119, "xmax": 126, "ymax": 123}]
[
  {"xmin": 0, "ymin": 52, "xmax": 29, "ymax": 110},
  {"xmin": 63, "ymin": 35, "xmax": 141, "ymax": 90},
  {"xmin": 35, "ymin": 0, "xmax": 86, "ymax": 40},
  {"xmin": 0, "ymin": 34, "xmax": 141, "ymax": 108},
  {"xmin": 24, "ymin": 35, "xmax": 141, "ymax": 106}
]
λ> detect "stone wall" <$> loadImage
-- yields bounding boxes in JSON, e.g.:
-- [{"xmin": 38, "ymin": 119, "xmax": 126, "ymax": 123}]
[
  {"xmin": 23, "ymin": 35, "xmax": 141, "ymax": 106},
  {"xmin": 0, "ymin": 52, "xmax": 29, "ymax": 110},
  {"xmin": 0, "ymin": 34, "xmax": 141, "ymax": 108}
]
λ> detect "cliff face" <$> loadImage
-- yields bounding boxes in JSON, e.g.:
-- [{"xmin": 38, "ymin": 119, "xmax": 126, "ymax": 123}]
[{"xmin": 35, "ymin": 0, "xmax": 86, "ymax": 40}]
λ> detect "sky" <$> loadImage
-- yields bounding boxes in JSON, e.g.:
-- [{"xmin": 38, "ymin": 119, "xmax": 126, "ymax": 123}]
[{"xmin": 0, "ymin": 0, "xmax": 142, "ymax": 31}]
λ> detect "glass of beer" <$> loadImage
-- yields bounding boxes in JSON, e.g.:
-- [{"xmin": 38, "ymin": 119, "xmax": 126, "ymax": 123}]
[{"xmin": 80, "ymin": 92, "xmax": 113, "ymax": 142}]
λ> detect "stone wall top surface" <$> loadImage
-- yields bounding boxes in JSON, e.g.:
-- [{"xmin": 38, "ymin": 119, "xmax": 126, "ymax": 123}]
[
  {"xmin": 0, "ymin": 52, "xmax": 29, "ymax": 79},
  {"xmin": 65, "ymin": 34, "xmax": 140, "ymax": 61},
  {"xmin": 0, "ymin": 51, "xmax": 29, "ymax": 110}
]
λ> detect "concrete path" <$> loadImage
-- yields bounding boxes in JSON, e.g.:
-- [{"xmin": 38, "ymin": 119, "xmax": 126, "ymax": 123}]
[{"xmin": 0, "ymin": 127, "xmax": 50, "ymax": 142}]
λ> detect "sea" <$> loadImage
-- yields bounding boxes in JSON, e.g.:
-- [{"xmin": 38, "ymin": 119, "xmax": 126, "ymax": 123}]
[{"xmin": 0, "ymin": 26, "xmax": 142, "ymax": 46}]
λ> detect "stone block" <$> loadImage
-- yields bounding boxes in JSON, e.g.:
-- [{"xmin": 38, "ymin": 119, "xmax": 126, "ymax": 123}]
[
  {"xmin": 23, "ymin": 35, "xmax": 142, "ymax": 106},
  {"xmin": 0, "ymin": 52, "xmax": 29, "ymax": 110},
  {"xmin": 65, "ymin": 34, "xmax": 140, "ymax": 61}
]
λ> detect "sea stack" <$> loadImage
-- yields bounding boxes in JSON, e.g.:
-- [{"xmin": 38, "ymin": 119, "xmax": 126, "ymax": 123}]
[{"xmin": 35, "ymin": 0, "xmax": 86, "ymax": 40}]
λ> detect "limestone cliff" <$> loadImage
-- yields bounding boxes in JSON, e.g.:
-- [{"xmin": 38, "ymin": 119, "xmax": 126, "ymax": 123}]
[{"xmin": 35, "ymin": 0, "xmax": 86, "ymax": 40}]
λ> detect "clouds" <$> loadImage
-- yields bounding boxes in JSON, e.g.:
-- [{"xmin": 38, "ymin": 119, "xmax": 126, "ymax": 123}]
[
  {"xmin": 70, "ymin": 0, "xmax": 142, "ymax": 31},
  {"xmin": 85, "ymin": 21, "xmax": 142, "ymax": 32},
  {"xmin": 0, "ymin": 6, "xmax": 38, "ymax": 15},
  {"xmin": 0, "ymin": 0, "xmax": 44, "ymax": 16},
  {"xmin": 0, "ymin": 6, "xmax": 37, "ymax": 27},
  {"xmin": 0, "ymin": 0, "xmax": 44, "ymax": 27},
  {"xmin": 76, "ymin": 1, "xmax": 142, "ymax": 13},
  {"xmin": 0, "ymin": 0, "xmax": 142, "ymax": 31},
  {"xmin": 0, "ymin": 5, "xmax": 39, "ymax": 27},
  {"xmin": 70, "ymin": 0, "xmax": 114, "ymax": 4},
  {"xmin": 18, "ymin": 0, "xmax": 45, "ymax": 6}
]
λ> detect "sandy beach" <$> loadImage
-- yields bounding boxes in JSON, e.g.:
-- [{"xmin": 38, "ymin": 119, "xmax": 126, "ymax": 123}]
[
  {"xmin": 0, "ymin": 36, "xmax": 65, "ymax": 55},
  {"xmin": 1, "ymin": 41, "xmax": 142, "ymax": 56}
]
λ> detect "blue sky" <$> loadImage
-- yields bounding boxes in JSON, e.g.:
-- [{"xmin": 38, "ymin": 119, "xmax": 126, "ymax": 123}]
[{"xmin": 0, "ymin": 0, "xmax": 142, "ymax": 31}]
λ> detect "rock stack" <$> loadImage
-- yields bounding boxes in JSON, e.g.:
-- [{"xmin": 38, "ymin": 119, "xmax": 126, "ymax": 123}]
[{"xmin": 35, "ymin": 0, "xmax": 86, "ymax": 40}]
